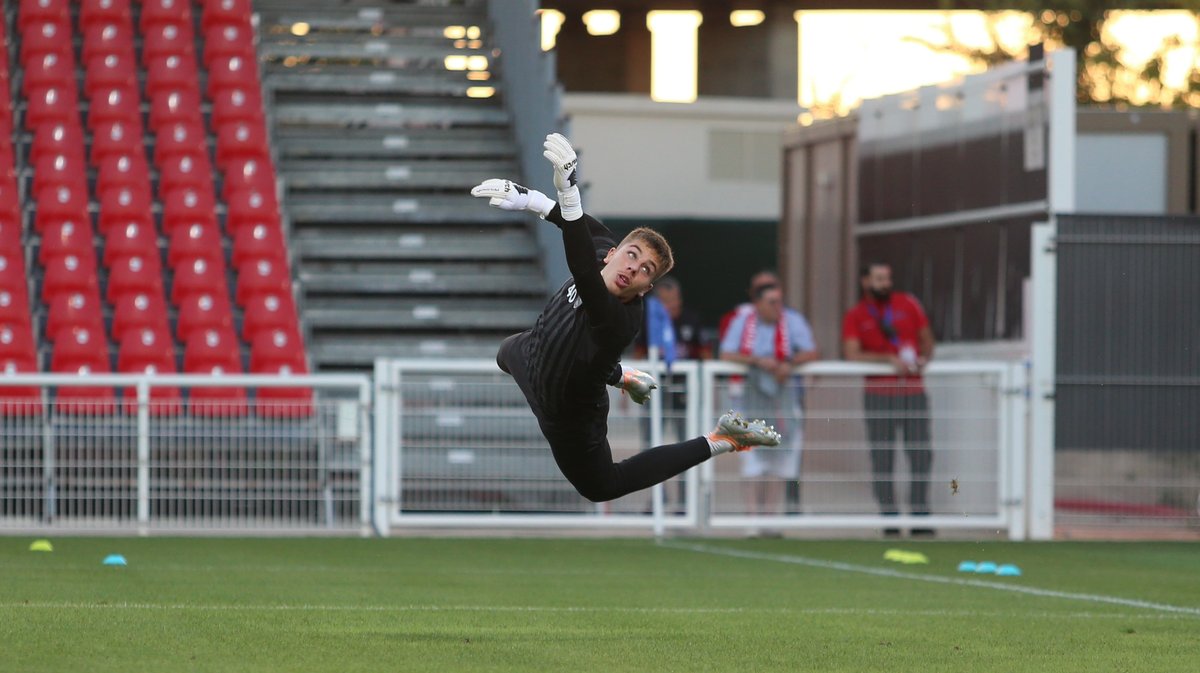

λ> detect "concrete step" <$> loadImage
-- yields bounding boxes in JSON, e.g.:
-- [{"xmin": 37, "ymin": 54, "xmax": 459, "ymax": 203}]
[
  {"xmin": 266, "ymin": 67, "xmax": 497, "ymax": 97},
  {"xmin": 300, "ymin": 261, "xmax": 546, "ymax": 295},
  {"xmin": 293, "ymin": 228, "xmax": 538, "ymax": 261},
  {"xmin": 305, "ymin": 296, "xmax": 542, "ymax": 330},
  {"xmin": 273, "ymin": 100, "xmax": 508, "ymax": 129},
  {"xmin": 282, "ymin": 159, "xmax": 518, "ymax": 191},
  {"xmin": 286, "ymin": 194, "xmax": 528, "ymax": 224},
  {"xmin": 275, "ymin": 127, "xmax": 515, "ymax": 160}
]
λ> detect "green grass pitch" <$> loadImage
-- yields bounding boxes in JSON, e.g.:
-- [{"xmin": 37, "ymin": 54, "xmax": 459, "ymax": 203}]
[{"xmin": 2, "ymin": 537, "xmax": 1197, "ymax": 672}]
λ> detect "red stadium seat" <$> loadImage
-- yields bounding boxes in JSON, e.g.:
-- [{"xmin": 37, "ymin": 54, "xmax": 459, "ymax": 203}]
[
  {"xmin": 0, "ymin": 184, "xmax": 20, "ymax": 225},
  {"xmin": 106, "ymin": 254, "xmax": 164, "ymax": 303},
  {"xmin": 79, "ymin": 0, "xmax": 133, "ymax": 29},
  {"xmin": 0, "ymin": 220, "xmax": 23, "ymax": 257},
  {"xmin": 112, "ymin": 292, "xmax": 170, "ymax": 343},
  {"xmin": 209, "ymin": 87, "xmax": 263, "ymax": 129},
  {"xmin": 0, "ymin": 255, "xmax": 28, "ymax": 294},
  {"xmin": 207, "ymin": 55, "xmax": 259, "ymax": 98},
  {"xmin": 30, "ymin": 122, "xmax": 84, "ymax": 166},
  {"xmin": 183, "ymin": 327, "xmax": 239, "ymax": 371},
  {"xmin": 84, "ymin": 52, "xmax": 139, "ymax": 99},
  {"xmin": 171, "ymin": 257, "xmax": 229, "ymax": 305},
  {"xmin": 201, "ymin": 22, "xmax": 256, "ymax": 67},
  {"xmin": 98, "ymin": 185, "xmax": 153, "ymax": 235},
  {"xmin": 95, "ymin": 153, "xmax": 151, "ymax": 197},
  {"xmin": 235, "ymin": 258, "xmax": 290, "ymax": 306},
  {"xmin": 184, "ymin": 328, "xmax": 247, "ymax": 416},
  {"xmin": 145, "ymin": 54, "xmax": 200, "ymax": 99},
  {"xmin": 154, "ymin": 121, "xmax": 208, "ymax": 166},
  {"xmin": 149, "ymin": 88, "xmax": 204, "ymax": 132},
  {"xmin": 33, "ymin": 153, "xmax": 88, "ymax": 196},
  {"xmin": 249, "ymin": 327, "xmax": 305, "ymax": 372},
  {"xmin": 176, "ymin": 291, "xmax": 233, "ymax": 343},
  {"xmin": 117, "ymin": 327, "xmax": 182, "ymax": 416},
  {"xmin": 39, "ymin": 219, "xmax": 94, "ymax": 266},
  {"xmin": 158, "ymin": 154, "xmax": 215, "ymax": 197},
  {"xmin": 215, "ymin": 121, "xmax": 270, "ymax": 169},
  {"xmin": 141, "ymin": 22, "xmax": 196, "ymax": 64},
  {"xmin": 81, "ymin": 22, "xmax": 136, "ymax": 63},
  {"xmin": 50, "ymin": 326, "xmax": 116, "ymax": 416},
  {"xmin": 225, "ymin": 188, "xmax": 280, "ymax": 235},
  {"xmin": 102, "ymin": 220, "xmax": 159, "ymax": 268},
  {"xmin": 41, "ymin": 254, "xmax": 100, "ymax": 303},
  {"xmin": 90, "ymin": 120, "xmax": 146, "ymax": 166},
  {"xmin": 241, "ymin": 293, "xmax": 298, "ymax": 343},
  {"xmin": 0, "ymin": 289, "xmax": 32, "ymax": 328},
  {"xmin": 168, "ymin": 223, "xmax": 224, "ymax": 270},
  {"xmin": 232, "ymin": 223, "xmax": 286, "ymax": 269},
  {"xmin": 162, "ymin": 187, "xmax": 219, "ymax": 235},
  {"xmin": 202, "ymin": 0, "xmax": 253, "ymax": 33},
  {"xmin": 139, "ymin": 0, "xmax": 194, "ymax": 36},
  {"xmin": 0, "ymin": 354, "xmax": 43, "ymax": 417},
  {"xmin": 35, "ymin": 185, "xmax": 90, "ymax": 233},
  {"xmin": 252, "ymin": 363, "xmax": 313, "ymax": 418},
  {"xmin": 25, "ymin": 85, "xmax": 79, "ymax": 129},
  {"xmin": 0, "ymin": 323, "xmax": 37, "ymax": 360},
  {"xmin": 221, "ymin": 156, "xmax": 276, "ymax": 201},
  {"xmin": 87, "ymin": 87, "xmax": 142, "ymax": 131},
  {"xmin": 45, "ymin": 290, "xmax": 105, "ymax": 343},
  {"xmin": 18, "ymin": 0, "xmax": 69, "ymax": 32},
  {"xmin": 22, "ymin": 51, "xmax": 74, "ymax": 97},
  {"xmin": 19, "ymin": 21, "xmax": 74, "ymax": 67}
]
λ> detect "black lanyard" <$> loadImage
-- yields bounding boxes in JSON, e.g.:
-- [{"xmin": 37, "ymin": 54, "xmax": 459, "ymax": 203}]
[{"xmin": 867, "ymin": 303, "xmax": 899, "ymax": 347}]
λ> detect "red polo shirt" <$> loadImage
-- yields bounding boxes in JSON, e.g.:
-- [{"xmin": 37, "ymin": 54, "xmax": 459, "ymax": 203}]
[{"xmin": 842, "ymin": 292, "xmax": 929, "ymax": 395}]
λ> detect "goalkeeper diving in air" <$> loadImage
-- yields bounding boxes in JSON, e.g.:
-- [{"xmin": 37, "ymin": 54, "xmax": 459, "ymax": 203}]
[{"xmin": 470, "ymin": 133, "xmax": 781, "ymax": 503}]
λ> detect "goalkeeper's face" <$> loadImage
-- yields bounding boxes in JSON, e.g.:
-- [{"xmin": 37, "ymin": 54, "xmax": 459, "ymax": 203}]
[{"xmin": 601, "ymin": 242, "xmax": 660, "ymax": 302}]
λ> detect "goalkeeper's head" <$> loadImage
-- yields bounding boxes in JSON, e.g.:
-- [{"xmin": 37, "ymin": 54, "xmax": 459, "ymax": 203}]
[{"xmin": 600, "ymin": 227, "xmax": 675, "ymax": 302}]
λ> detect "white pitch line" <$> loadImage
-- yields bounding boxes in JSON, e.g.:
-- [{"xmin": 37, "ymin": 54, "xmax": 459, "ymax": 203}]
[
  {"xmin": 0, "ymin": 602, "xmax": 1192, "ymax": 621},
  {"xmin": 662, "ymin": 541, "xmax": 1200, "ymax": 618}
]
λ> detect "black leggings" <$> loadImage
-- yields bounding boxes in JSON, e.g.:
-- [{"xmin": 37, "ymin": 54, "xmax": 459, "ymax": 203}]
[
  {"xmin": 864, "ymin": 392, "xmax": 932, "ymax": 515},
  {"xmin": 498, "ymin": 333, "xmax": 711, "ymax": 503}
]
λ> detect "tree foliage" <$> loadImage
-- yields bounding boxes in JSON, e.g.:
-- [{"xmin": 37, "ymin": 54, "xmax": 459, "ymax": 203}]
[{"xmin": 934, "ymin": 1, "xmax": 1200, "ymax": 106}]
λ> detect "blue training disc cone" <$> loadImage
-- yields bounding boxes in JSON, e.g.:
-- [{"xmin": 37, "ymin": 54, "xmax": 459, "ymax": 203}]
[
  {"xmin": 996, "ymin": 564, "xmax": 1022, "ymax": 577},
  {"xmin": 974, "ymin": 561, "xmax": 998, "ymax": 574},
  {"xmin": 102, "ymin": 554, "xmax": 127, "ymax": 566},
  {"xmin": 957, "ymin": 561, "xmax": 977, "ymax": 572}
]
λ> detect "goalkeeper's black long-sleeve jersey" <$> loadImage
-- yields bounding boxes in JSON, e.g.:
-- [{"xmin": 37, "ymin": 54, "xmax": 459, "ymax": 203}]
[{"xmin": 525, "ymin": 205, "xmax": 642, "ymax": 417}]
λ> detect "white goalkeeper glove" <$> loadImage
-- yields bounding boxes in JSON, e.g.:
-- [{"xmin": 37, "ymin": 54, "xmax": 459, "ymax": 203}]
[
  {"xmin": 470, "ymin": 178, "xmax": 555, "ymax": 218},
  {"xmin": 615, "ymin": 364, "xmax": 658, "ymax": 406},
  {"xmin": 542, "ymin": 132, "xmax": 582, "ymax": 221}
]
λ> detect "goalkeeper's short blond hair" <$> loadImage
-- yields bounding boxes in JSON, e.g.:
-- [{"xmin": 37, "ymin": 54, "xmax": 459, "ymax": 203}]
[{"xmin": 619, "ymin": 227, "xmax": 674, "ymax": 281}]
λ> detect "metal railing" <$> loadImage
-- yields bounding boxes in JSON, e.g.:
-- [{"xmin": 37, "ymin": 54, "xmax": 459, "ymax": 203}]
[
  {"xmin": 373, "ymin": 359, "xmax": 700, "ymax": 535},
  {"xmin": 375, "ymin": 358, "xmax": 1029, "ymax": 538},
  {"xmin": 0, "ymin": 373, "xmax": 372, "ymax": 535},
  {"xmin": 700, "ymin": 361, "xmax": 1026, "ymax": 537}
]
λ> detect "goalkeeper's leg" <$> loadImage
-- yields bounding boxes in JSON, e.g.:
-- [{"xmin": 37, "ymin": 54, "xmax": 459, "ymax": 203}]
[{"xmin": 548, "ymin": 431, "xmax": 713, "ymax": 503}]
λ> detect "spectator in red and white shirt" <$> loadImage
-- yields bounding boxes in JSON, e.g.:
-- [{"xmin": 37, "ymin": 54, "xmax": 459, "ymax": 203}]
[{"xmin": 842, "ymin": 261, "xmax": 936, "ymax": 536}]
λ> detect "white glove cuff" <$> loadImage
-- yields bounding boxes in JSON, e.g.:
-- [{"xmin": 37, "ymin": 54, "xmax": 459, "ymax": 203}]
[
  {"xmin": 557, "ymin": 185, "xmax": 582, "ymax": 221},
  {"xmin": 528, "ymin": 190, "xmax": 555, "ymax": 218}
]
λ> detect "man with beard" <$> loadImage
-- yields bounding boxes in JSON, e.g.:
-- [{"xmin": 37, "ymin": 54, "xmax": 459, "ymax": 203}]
[{"xmin": 842, "ymin": 261, "xmax": 936, "ymax": 537}]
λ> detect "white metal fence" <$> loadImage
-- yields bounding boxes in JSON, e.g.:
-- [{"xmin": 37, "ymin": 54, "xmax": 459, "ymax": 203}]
[
  {"xmin": 0, "ymin": 374, "xmax": 372, "ymax": 534},
  {"xmin": 372, "ymin": 359, "xmax": 700, "ymax": 534},
  {"xmin": 374, "ymin": 358, "xmax": 1028, "ymax": 538},
  {"xmin": 11, "ymin": 357, "xmax": 1190, "ymax": 539},
  {"xmin": 700, "ymin": 361, "xmax": 1026, "ymax": 537}
]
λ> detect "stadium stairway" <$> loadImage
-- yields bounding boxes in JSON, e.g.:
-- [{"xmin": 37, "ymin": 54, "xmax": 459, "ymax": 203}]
[{"xmin": 255, "ymin": 0, "xmax": 548, "ymax": 371}]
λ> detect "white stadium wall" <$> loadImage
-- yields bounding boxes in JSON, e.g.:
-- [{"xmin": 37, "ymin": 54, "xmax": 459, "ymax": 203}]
[{"xmin": 561, "ymin": 93, "xmax": 801, "ymax": 220}]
